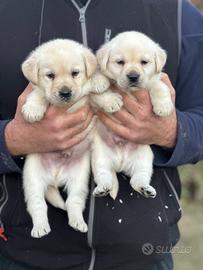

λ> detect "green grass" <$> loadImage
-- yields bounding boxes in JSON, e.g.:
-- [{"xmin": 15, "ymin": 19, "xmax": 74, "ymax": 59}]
[
  {"xmin": 174, "ymin": 162, "xmax": 203, "ymax": 269},
  {"xmin": 174, "ymin": 202, "xmax": 203, "ymax": 270}
]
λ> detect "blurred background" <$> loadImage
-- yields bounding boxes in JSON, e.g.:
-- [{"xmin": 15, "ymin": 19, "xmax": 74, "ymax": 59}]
[
  {"xmin": 174, "ymin": 2, "xmax": 203, "ymax": 269},
  {"xmin": 192, "ymin": 0, "xmax": 203, "ymax": 9}
]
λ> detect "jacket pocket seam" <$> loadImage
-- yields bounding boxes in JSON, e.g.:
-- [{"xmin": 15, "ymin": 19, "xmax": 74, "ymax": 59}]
[{"xmin": 162, "ymin": 169, "xmax": 182, "ymax": 212}]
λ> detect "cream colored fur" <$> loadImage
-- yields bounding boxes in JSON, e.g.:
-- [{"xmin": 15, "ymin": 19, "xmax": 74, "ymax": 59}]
[
  {"xmin": 21, "ymin": 39, "xmax": 116, "ymax": 238},
  {"xmin": 91, "ymin": 31, "xmax": 174, "ymax": 199}
]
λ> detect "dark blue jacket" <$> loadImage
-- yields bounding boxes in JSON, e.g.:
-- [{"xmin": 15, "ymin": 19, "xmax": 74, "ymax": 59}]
[
  {"xmin": 153, "ymin": 0, "xmax": 203, "ymax": 167},
  {"xmin": 0, "ymin": 0, "xmax": 203, "ymax": 173}
]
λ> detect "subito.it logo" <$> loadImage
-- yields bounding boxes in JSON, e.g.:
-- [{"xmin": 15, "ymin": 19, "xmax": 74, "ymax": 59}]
[{"xmin": 142, "ymin": 243, "xmax": 154, "ymax": 255}]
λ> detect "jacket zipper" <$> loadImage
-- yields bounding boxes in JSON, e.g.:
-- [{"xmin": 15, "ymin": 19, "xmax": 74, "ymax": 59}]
[
  {"xmin": 87, "ymin": 179, "xmax": 96, "ymax": 270},
  {"xmin": 79, "ymin": 7, "xmax": 88, "ymax": 47},
  {"xmin": 71, "ymin": 0, "xmax": 91, "ymax": 47},
  {"xmin": 71, "ymin": 1, "xmax": 96, "ymax": 269}
]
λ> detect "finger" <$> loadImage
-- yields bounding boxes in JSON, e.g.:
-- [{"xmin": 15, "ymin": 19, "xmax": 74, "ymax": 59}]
[
  {"xmin": 113, "ymin": 109, "xmax": 135, "ymax": 127},
  {"xmin": 63, "ymin": 133, "xmax": 87, "ymax": 150},
  {"xmin": 97, "ymin": 112, "xmax": 131, "ymax": 139},
  {"xmin": 110, "ymin": 85, "xmax": 138, "ymax": 101},
  {"xmin": 161, "ymin": 73, "xmax": 173, "ymax": 88},
  {"xmin": 64, "ymin": 125, "xmax": 86, "ymax": 139},
  {"xmin": 21, "ymin": 83, "xmax": 33, "ymax": 96},
  {"xmin": 132, "ymin": 90, "xmax": 151, "ymax": 105},
  {"xmin": 50, "ymin": 106, "xmax": 91, "ymax": 129},
  {"xmin": 121, "ymin": 94, "xmax": 142, "ymax": 116},
  {"xmin": 65, "ymin": 106, "xmax": 91, "ymax": 128},
  {"xmin": 24, "ymin": 83, "xmax": 33, "ymax": 93},
  {"xmin": 17, "ymin": 83, "xmax": 33, "ymax": 106},
  {"xmin": 47, "ymin": 105, "xmax": 70, "ymax": 116},
  {"xmin": 63, "ymin": 112, "xmax": 93, "ymax": 139},
  {"xmin": 80, "ymin": 110, "xmax": 94, "ymax": 130},
  {"xmin": 161, "ymin": 73, "xmax": 176, "ymax": 102},
  {"xmin": 48, "ymin": 105, "xmax": 90, "ymax": 118},
  {"xmin": 68, "ymin": 120, "xmax": 94, "ymax": 147}
]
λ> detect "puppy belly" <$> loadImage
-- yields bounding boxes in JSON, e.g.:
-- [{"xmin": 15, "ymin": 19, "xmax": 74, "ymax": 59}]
[
  {"xmin": 96, "ymin": 121, "xmax": 138, "ymax": 172},
  {"xmin": 40, "ymin": 139, "xmax": 91, "ymax": 185},
  {"xmin": 97, "ymin": 120, "xmax": 137, "ymax": 149}
]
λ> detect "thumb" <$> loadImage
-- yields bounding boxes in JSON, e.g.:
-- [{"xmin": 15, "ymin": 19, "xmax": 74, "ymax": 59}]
[
  {"xmin": 21, "ymin": 83, "xmax": 33, "ymax": 97},
  {"xmin": 161, "ymin": 73, "xmax": 176, "ymax": 103},
  {"xmin": 17, "ymin": 83, "xmax": 33, "ymax": 107}
]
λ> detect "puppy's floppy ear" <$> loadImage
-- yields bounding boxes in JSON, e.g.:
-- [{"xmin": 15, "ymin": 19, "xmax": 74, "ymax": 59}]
[
  {"xmin": 83, "ymin": 48, "xmax": 97, "ymax": 78},
  {"xmin": 21, "ymin": 52, "xmax": 39, "ymax": 85},
  {"xmin": 154, "ymin": 45, "xmax": 167, "ymax": 73},
  {"xmin": 96, "ymin": 43, "xmax": 111, "ymax": 72}
]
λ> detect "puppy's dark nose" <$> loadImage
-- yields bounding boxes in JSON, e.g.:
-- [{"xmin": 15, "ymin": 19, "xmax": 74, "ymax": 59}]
[
  {"xmin": 127, "ymin": 72, "xmax": 140, "ymax": 83},
  {"xmin": 59, "ymin": 87, "xmax": 72, "ymax": 100}
]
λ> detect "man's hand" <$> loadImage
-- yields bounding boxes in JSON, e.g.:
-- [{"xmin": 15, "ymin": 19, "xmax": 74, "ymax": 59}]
[
  {"xmin": 5, "ymin": 85, "xmax": 93, "ymax": 156},
  {"xmin": 97, "ymin": 74, "xmax": 177, "ymax": 148}
]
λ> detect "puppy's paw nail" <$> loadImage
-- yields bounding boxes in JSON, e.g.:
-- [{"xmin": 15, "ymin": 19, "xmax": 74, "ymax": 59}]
[
  {"xmin": 139, "ymin": 185, "xmax": 157, "ymax": 198},
  {"xmin": 92, "ymin": 74, "xmax": 110, "ymax": 93},
  {"xmin": 103, "ymin": 93, "xmax": 123, "ymax": 113},
  {"xmin": 31, "ymin": 222, "xmax": 51, "ymax": 238},
  {"xmin": 22, "ymin": 104, "xmax": 46, "ymax": 123},
  {"xmin": 95, "ymin": 78, "xmax": 110, "ymax": 93},
  {"xmin": 153, "ymin": 101, "xmax": 174, "ymax": 117},
  {"xmin": 93, "ymin": 183, "xmax": 112, "ymax": 197},
  {"xmin": 69, "ymin": 219, "xmax": 88, "ymax": 233}
]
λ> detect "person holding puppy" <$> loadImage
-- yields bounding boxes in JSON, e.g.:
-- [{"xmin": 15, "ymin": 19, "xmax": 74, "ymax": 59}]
[{"xmin": 0, "ymin": 0, "xmax": 203, "ymax": 270}]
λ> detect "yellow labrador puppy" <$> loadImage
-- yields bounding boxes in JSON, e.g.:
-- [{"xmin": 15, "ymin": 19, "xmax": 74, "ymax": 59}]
[
  {"xmin": 21, "ymin": 39, "xmax": 113, "ymax": 237},
  {"xmin": 91, "ymin": 31, "xmax": 173, "ymax": 199}
]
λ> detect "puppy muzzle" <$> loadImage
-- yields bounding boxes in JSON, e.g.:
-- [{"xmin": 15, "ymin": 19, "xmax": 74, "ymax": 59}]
[
  {"xmin": 127, "ymin": 72, "xmax": 140, "ymax": 87},
  {"xmin": 59, "ymin": 87, "xmax": 72, "ymax": 101}
]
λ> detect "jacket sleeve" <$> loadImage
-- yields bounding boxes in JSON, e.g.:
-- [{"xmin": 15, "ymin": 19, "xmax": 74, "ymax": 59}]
[
  {"xmin": 0, "ymin": 120, "xmax": 21, "ymax": 173},
  {"xmin": 153, "ymin": 0, "xmax": 203, "ymax": 167}
]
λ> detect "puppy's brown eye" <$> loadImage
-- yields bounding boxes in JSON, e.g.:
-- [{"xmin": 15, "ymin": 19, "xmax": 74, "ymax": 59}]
[
  {"xmin": 46, "ymin": 72, "xmax": 55, "ymax": 80},
  {"xmin": 72, "ymin": 71, "xmax": 79, "ymax": 77},
  {"xmin": 141, "ymin": 60, "xmax": 149, "ymax": 65},
  {"xmin": 116, "ymin": 60, "xmax": 125, "ymax": 66}
]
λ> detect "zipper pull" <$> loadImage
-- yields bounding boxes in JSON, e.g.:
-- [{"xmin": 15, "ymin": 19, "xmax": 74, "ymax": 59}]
[
  {"xmin": 105, "ymin": 29, "xmax": 112, "ymax": 43},
  {"xmin": 79, "ymin": 8, "xmax": 86, "ymax": 22}
]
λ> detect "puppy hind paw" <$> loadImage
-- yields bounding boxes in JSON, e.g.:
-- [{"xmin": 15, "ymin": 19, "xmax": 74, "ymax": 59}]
[
  {"xmin": 93, "ymin": 184, "xmax": 111, "ymax": 197},
  {"xmin": 140, "ymin": 185, "xmax": 157, "ymax": 198},
  {"xmin": 69, "ymin": 218, "xmax": 88, "ymax": 233},
  {"xmin": 31, "ymin": 222, "xmax": 51, "ymax": 238}
]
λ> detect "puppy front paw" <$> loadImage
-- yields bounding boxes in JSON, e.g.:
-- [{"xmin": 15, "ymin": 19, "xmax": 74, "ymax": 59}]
[
  {"xmin": 92, "ymin": 74, "xmax": 110, "ymax": 93},
  {"xmin": 31, "ymin": 221, "xmax": 51, "ymax": 238},
  {"xmin": 69, "ymin": 217, "xmax": 88, "ymax": 233},
  {"xmin": 102, "ymin": 92, "xmax": 123, "ymax": 113},
  {"xmin": 153, "ymin": 99, "xmax": 174, "ymax": 117},
  {"xmin": 22, "ymin": 103, "xmax": 46, "ymax": 123}
]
